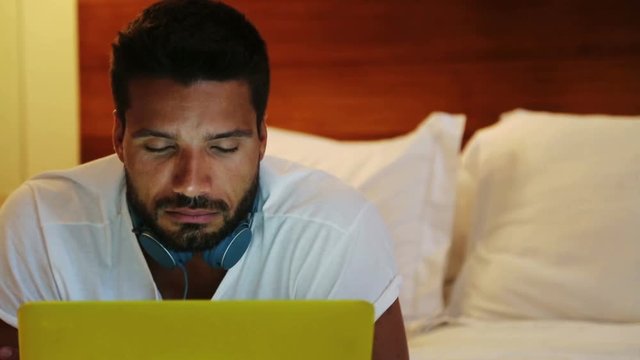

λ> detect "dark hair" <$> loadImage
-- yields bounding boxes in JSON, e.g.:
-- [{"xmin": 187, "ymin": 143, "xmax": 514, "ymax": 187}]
[{"xmin": 110, "ymin": 0, "xmax": 269, "ymax": 130}]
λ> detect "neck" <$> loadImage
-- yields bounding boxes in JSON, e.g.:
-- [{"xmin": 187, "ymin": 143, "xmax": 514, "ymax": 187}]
[{"xmin": 144, "ymin": 252, "xmax": 227, "ymax": 299}]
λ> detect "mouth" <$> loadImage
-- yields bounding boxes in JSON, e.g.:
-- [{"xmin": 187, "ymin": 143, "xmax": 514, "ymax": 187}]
[{"xmin": 163, "ymin": 208, "xmax": 221, "ymax": 224}]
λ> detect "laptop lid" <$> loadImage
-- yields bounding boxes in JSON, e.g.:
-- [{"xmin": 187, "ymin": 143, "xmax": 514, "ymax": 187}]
[{"xmin": 18, "ymin": 300, "xmax": 374, "ymax": 360}]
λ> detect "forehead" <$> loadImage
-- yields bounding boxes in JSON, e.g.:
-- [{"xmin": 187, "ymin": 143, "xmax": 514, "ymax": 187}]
[{"xmin": 125, "ymin": 78, "xmax": 255, "ymax": 126}]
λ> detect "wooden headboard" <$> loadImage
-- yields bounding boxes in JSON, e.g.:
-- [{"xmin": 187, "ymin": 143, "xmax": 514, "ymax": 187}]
[{"xmin": 79, "ymin": 0, "xmax": 640, "ymax": 162}]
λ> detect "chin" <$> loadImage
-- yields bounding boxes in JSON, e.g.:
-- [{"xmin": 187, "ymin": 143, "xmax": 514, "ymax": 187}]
[{"xmin": 171, "ymin": 224, "xmax": 224, "ymax": 251}]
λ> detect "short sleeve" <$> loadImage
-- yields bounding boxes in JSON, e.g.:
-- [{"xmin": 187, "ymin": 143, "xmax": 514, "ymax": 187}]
[
  {"xmin": 0, "ymin": 184, "xmax": 60, "ymax": 327},
  {"xmin": 329, "ymin": 202, "xmax": 401, "ymax": 319},
  {"xmin": 288, "ymin": 201, "xmax": 400, "ymax": 320}
]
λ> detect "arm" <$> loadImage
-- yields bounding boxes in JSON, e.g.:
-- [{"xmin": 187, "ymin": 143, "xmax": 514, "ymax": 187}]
[
  {"xmin": 373, "ymin": 299, "xmax": 408, "ymax": 360},
  {"xmin": 0, "ymin": 184, "xmax": 58, "ymax": 360},
  {"xmin": 0, "ymin": 320, "xmax": 18, "ymax": 359}
]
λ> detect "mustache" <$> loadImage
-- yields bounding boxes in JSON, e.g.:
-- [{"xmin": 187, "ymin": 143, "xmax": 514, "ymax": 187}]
[{"xmin": 155, "ymin": 193, "xmax": 229, "ymax": 212}]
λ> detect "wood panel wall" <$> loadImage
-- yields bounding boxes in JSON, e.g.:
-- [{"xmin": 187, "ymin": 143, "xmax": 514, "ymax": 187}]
[{"xmin": 79, "ymin": 0, "xmax": 640, "ymax": 162}]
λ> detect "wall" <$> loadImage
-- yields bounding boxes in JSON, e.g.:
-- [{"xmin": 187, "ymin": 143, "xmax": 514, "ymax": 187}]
[
  {"xmin": 0, "ymin": 0, "xmax": 79, "ymax": 203},
  {"xmin": 0, "ymin": 0, "xmax": 22, "ymax": 204},
  {"xmin": 78, "ymin": 0, "xmax": 640, "ymax": 162}
]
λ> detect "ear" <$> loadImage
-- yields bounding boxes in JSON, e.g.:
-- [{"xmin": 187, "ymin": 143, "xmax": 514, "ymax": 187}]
[
  {"xmin": 112, "ymin": 110, "xmax": 125, "ymax": 162},
  {"xmin": 258, "ymin": 115, "xmax": 268, "ymax": 160}
]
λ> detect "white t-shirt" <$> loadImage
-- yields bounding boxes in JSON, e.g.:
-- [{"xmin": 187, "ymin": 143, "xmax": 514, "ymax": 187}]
[{"xmin": 0, "ymin": 155, "xmax": 400, "ymax": 327}]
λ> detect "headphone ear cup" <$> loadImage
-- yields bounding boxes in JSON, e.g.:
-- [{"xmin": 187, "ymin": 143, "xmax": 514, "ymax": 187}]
[
  {"xmin": 203, "ymin": 222, "xmax": 252, "ymax": 270},
  {"xmin": 138, "ymin": 231, "xmax": 192, "ymax": 269}
]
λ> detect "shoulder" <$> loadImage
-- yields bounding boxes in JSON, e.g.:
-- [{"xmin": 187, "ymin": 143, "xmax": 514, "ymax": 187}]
[
  {"xmin": 245, "ymin": 157, "xmax": 399, "ymax": 316},
  {"xmin": 259, "ymin": 156, "xmax": 371, "ymax": 233},
  {"xmin": 2, "ymin": 154, "xmax": 125, "ymax": 225}
]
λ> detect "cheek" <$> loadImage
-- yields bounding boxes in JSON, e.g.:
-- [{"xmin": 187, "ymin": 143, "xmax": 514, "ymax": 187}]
[
  {"xmin": 219, "ymin": 157, "xmax": 259, "ymax": 199},
  {"xmin": 124, "ymin": 142, "xmax": 260, "ymax": 205},
  {"xmin": 125, "ymin": 157, "xmax": 174, "ymax": 203},
  {"xmin": 216, "ymin": 164, "xmax": 249, "ymax": 189}
]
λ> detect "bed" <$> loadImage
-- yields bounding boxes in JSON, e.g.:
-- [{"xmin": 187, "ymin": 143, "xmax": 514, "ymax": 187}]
[
  {"xmin": 265, "ymin": 109, "xmax": 640, "ymax": 359},
  {"xmin": 78, "ymin": 0, "xmax": 640, "ymax": 358}
]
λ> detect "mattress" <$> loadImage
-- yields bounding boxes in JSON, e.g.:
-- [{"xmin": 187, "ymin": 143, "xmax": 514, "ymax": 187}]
[{"xmin": 409, "ymin": 318, "xmax": 640, "ymax": 360}]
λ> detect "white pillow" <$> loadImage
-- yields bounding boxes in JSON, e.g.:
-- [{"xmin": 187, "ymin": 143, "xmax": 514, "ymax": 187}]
[
  {"xmin": 266, "ymin": 113, "xmax": 465, "ymax": 330},
  {"xmin": 448, "ymin": 109, "xmax": 640, "ymax": 322}
]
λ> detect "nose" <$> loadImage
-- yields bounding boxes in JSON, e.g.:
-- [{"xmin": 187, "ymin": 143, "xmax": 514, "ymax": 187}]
[{"xmin": 172, "ymin": 149, "xmax": 212, "ymax": 198}]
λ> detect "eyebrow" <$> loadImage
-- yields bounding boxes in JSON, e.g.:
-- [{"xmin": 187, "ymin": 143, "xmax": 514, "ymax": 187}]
[
  {"xmin": 205, "ymin": 129, "xmax": 253, "ymax": 141},
  {"xmin": 131, "ymin": 129, "xmax": 253, "ymax": 140},
  {"xmin": 131, "ymin": 129, "xmax": 175, "ymax": 139}
]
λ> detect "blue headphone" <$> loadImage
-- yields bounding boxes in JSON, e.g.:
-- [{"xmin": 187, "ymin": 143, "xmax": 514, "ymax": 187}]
[{"xmin": 128, "ymin": 196, "xmax": 258, "ymax": 271}]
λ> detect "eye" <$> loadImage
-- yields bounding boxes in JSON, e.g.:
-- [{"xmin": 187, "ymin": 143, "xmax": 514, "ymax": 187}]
[
  {"xmin": 144, "ymin": 145, "xmax": 175, "ymax": 153},
  {"xmin": 211, "ymin": 146, "xmax": 238, "ymax": 153},
  {"xmin": 208, "ymin": 138, "xmax": 240, "ymax": 154}
]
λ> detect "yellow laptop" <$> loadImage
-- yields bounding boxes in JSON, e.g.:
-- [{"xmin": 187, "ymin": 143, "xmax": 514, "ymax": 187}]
[{"xmin": 18, "ymin": 300, "xmax": 374, "ymax": 360}]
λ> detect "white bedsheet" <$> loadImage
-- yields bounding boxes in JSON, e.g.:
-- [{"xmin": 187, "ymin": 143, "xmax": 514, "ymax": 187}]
[{"xmin": 409, "ymin": 318, "xmax": 640, "ymax": 360}]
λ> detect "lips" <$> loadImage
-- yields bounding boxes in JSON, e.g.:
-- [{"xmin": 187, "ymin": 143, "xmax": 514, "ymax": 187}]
[{"xmin": 164, "ymin": 208, "xmax": 220, "ymax": 224}]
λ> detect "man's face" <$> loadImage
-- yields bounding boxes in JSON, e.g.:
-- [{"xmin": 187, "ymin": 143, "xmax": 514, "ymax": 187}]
[{"xmin": 113, "ymin": 78, "xmax": 267, "ymax": 251}]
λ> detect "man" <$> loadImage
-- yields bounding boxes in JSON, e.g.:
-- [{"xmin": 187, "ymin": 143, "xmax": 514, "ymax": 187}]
[{"xmin": 0, "ymin": 1, "xmax": 408, "ymax": 358}]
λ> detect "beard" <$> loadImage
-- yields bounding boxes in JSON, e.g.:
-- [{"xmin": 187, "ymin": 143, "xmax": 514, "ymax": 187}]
[{"xmin": 126, "ymin": 172, "xmax": 259, "ymax": 252}]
